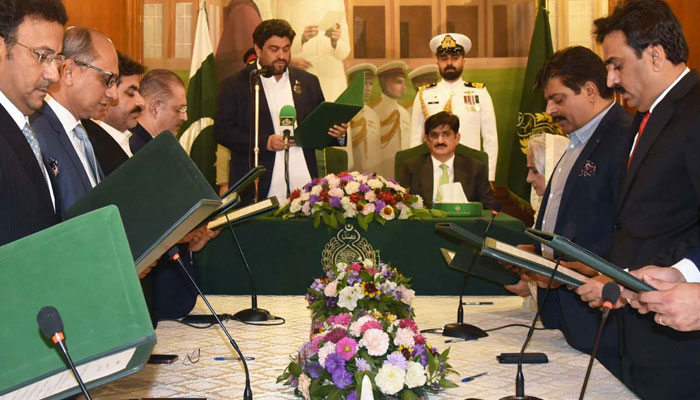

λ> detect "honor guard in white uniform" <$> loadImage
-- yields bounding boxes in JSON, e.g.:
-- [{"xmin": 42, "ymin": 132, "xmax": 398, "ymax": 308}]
[
  {"xmin": 406, "ymin": 64, "xmax": 439, "ymax": 116},
  {"xmin": 346, "ymin": 63, "xmax": 381, "ymax": 174},
  {"xmin": 371, "ymin": 60, "xmax": 411, "ymax": 179},
  {"xmin": 409, "ymin": 33, "xmax": 499, "ymax": 182}
]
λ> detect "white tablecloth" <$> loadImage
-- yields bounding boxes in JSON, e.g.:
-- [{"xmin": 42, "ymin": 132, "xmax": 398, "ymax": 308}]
[{"xmin": 88, "ymin": 296, "xmax": 638, "ymax": 399}]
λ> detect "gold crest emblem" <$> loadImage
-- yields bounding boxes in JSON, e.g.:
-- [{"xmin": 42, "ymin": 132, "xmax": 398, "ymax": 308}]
[
  {"xmin": 440, "ymin": 35, "xmax": 457, "ymax": 49},
  {"xmin": 321, "ymin": 225, "xmax": 377, "ymax": 272},
  {"xmin": 516, "ymin": 112, "xmax": 564, "ymax": 155},
  {"xmin": 293, "ymin": 80, "xmax": 302, "ymax": 95}
]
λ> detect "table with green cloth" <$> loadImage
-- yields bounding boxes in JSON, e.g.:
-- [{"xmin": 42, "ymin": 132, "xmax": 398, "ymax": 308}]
[{"xmin": 197, "ymin": 211, "xmax": 526, "ymax": 296}]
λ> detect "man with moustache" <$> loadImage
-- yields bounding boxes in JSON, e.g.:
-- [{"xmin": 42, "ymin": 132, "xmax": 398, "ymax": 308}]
[
  {"xmin": 409, "ymin": 33, "xmax": 498, "ymax": 183},
  {"xmin": 130, "ymin": 69, "xmax": 188, "ymax": 153},
  {"xmin": 83, "ymin": 52, "xmax": 145, "ymax": 176},
  {"xmin": 33, "ymin": 26, "xmax": 119, "ymax": 210},
  {"xmin": 0, "ymin": 0, "xmax": 67, "ymax": 246},
  {"xmin": 574, "ymin": 1, "xmax": 700, "ymax": 398},
  {"xmin": 214, "ymin": 19, "xmax": 347, "ymax": 205}
]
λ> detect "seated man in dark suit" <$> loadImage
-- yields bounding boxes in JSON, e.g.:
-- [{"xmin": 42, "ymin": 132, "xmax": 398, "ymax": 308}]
[
  {"xmin": 83, "ymin": 52, "xmax": 145, "ymax": 176},
  {"xmin": 398, "ymin": 111, "xmax": 493, "ymax": 208}
]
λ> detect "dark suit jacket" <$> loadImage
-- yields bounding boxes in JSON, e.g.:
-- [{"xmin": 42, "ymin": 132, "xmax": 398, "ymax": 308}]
[
  {"xmin": 214, "ymin": 64, "xmax": 324, "ymax": 205},
  {"xmin": 397, "ymin": 152, "xmax": 494, "ymax": 208},
  {"xmin": 32, "ymin": 101, "xmax": 104, "ymax": 210},
  {"xmin": 82, "ymin": 119, "xmax": 130, "ymax": 176},
  {"xmin": 0, "ymin": 105, "xmax": 62, "ymax": 246},
  {"xmin": 612, "ymin": 70, "xmax": 700, "ymax": 372},
  {"xmin": 535, "ymin": 102, "xmax": 631, "ymax": 378},
  {"xmin": 129, "ymin": 123, "xmax": 152, "ymax": 154}
]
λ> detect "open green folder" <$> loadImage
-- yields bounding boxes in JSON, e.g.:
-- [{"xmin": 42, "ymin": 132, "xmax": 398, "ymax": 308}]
[
  {"xmin": 0, "ymin": 206, "xmax": 155, "ymax": 399},
  {"xmin": 294, "ymin": 73, "xmax": 364, "ymax": 149},
  {"xmin": 67, "ymin": 133, "xmax": 223, "ymax": 273},
  {"xmin": 525, "ymin": 228, "xmax": 655, "ymax": 292}
]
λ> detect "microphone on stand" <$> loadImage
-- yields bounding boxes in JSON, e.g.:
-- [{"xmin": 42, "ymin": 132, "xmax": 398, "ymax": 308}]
[
  {"xmin": 36, "ymin": 306, "xmax": 92, "ymax": 400},
  {"xmin": 500, "ymin": 223, "xmax": 577, "ymax": 400},
  {"xmin": 167, "ymin": 247, "xmax": 253, "ymax": 400},
  {"xmin": 248, "ymin": 63, "xmax": 272, "ymax": 202},
  {"xmin": 279, "ymin": 105, "xmax": 297, "ymax": 198},
  {"xmin": 578, "ymin": 282, "xmax": 620, "ymax": 400},
  {"xmin": 443, "ymin": 209, "xmax": 499, "ymax": 340}
]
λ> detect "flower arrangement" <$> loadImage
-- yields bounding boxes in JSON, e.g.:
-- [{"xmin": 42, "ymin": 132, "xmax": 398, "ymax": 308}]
[
  {"xmin": 277, "ymin": 259, "xmax": 457, "ymax": 399},
  {"xmin": 273, "ymin": 172, "xmax": 443, "ymax": 230}
]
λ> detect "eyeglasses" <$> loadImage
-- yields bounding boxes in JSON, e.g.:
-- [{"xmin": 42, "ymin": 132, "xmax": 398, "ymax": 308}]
[
  {"xmin": 184, "ymin": 348, "xmax": 200, "ymax": 365},
  {"xmin": 74, "ymin": 60, "xmax": 119, "ymax": 88},
  {"xmin": 15, "ymin": 42, "xmax": 65, "ymax": 67},
  {"xmin": 172, "ymin": 105, "xmax": 187, "ymax": 114}
]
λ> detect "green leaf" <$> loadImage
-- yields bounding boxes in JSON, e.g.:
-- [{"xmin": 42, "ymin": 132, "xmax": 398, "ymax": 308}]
[
  {"xmin": 335, "ymin": 210, "xmax": 346, "ymax": 225},
  {"xmin": 438, "ymin": 378, "xmax": 459, "ymax": 388},
  {"xmin": 375, "ymin": 214, "xmax": 387, "ymax": 226},
  {"xmin": 288, "ymin": 361, "xmax": 302, "ymax": 376},
  {"xmin": 313, "ymin": 212, "xmax": 321, "ymax": 228},
  {"xmin": 328, "ymin": 212, "xmax": 339, "ymax": 229},
  {"xmin": 326, "ymin": 388, "xmax": 343, "ymax": 400},
  {"xmin": 276, "ymin": 371, "xmax": 290, "ymax": 383},
  {"xmin": 357, "ymin": 213, "xmax": 370, "ymax": 231},
  {"xmin": 311, "ymin": 384, "xmax": 336, "ymax": 397},
  {"xmin": 400, "ymin": 389, "xmax": 421, "ymax": 400}
]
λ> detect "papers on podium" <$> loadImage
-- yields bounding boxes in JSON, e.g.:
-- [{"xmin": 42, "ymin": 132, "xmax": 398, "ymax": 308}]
[
  {"xmin": 0, "ymin": 206, "xmax": 155, "ymax": 399},
  {"xmin": 207, "ymin": 197, "xmax": 280, "ymax": 230}
]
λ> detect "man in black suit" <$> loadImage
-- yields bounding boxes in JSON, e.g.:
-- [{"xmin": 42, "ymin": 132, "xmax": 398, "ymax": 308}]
[
  {"xmin": 519, "ymin": 46, "xmax": 631, "ymax": 378},
  {"xmin": 32, "ymin": 26, "xmax": 119, "ymax": 210},
  {"xmin": 0, "ymin": 0, "xmax": 67, "ymax": 246},
  {"xmin": 575, "ymin": 1, "xmax": 700, "ymax": 398},
  {"xmin": 214, "ymin": 19, "xmax": 347, "ymax": 205},
  {"xmin": 83, "ymin": 52, "xmax": 145, "ymax": 176},
  {"xmin": 398, "ymin": 111, "xmax": 493, "ymax": 208},
  {"xmin": 131, "ymin": 69, "xmax": 188, "ymax": 153}
]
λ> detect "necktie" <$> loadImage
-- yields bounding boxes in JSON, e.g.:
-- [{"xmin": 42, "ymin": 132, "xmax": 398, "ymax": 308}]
[
  {"xmin": 627, "ymin": 112, "xmax": 651, "ymax": 169},
  {"xmin": 73, "ymin": 123, "xmax": 101, "ymax": 184},
  {"xmin": 21, "ymin": 122, "xmax": 45, "ymax": 172},
  {"xmin": 436, "ymin": 163, "xmax": 449, "ymax": 203}
]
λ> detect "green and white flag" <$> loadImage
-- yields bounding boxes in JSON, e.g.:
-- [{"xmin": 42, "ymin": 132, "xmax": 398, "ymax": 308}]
[
  {"xmin": 506, "ymin": 0, "xmax": 562, "ymax": 200},
  {"xmin": 178, "ymin": 0, "xmax": 218, "ymax": 188}
]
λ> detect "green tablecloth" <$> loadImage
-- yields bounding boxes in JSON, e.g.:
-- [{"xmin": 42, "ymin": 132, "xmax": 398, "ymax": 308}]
[{"xmin": 196, "ymin": 211, "xmax": 526, "ymax": 295}]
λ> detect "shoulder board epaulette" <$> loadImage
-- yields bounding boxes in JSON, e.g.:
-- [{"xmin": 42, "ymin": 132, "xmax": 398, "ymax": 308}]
[
  {"xmin": 418, "ymin": 82, "xmax": 437, "ymax": 91},
  {"xmin": 368, "ymin": 96, "xmax": 382, "ymax": 108},
  {"xmin": 464, "ymin": 81, "xmax": 485, "ymax": 89}
]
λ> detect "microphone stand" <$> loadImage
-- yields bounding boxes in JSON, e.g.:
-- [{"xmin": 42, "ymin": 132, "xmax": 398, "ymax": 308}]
[
  {"xmin": 283, "ymin": 129, "xmax": 291, "ymax": 198},
  {"xmin": 167, "ymin": 248, "xmax": 254, "ymax": 400},
  {"xmin": 253, "ymin": 78, "xmax": 261, "ymax": 203}
]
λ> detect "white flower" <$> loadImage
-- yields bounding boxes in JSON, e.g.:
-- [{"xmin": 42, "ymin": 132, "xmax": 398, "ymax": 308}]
[
  {"xmin": 375, "ymin": 363, "xmax": 406, "ymax": 395},
  {"xmin": 318, "ymin": 342, "xmax": 335, "ymax": 367},
  {"xmin": 343, "ymin": 206, "xmax": 357, "ymax": 218},
  {"xmin": 338, "ymin": 286, "xmax": 362, "ymax": 311},
  {"xmin": 364, "ymin": 190, "xmax": 377, "ymax": 202},
  {"xmin": 411, "ymin": 196, "xmax": 424, "ymax": 209},
  {"xmin": 299, "ymin": 191, "xmax": 310, "ymax": 201},
  {"xmin": 311, "ymin": 185, "xmax": 323, "ymax": 195},
  {"xmin": 290, "ymin": 198, "xmax": 302, "ymax": 213},
  {"xmin": 367, "ymin": 178, "xmax": 383, "ymax": 189},
  {"xmin": 301, "ymin": 202, "xmax": 311, "ymax": 216},
  {"xmin": 329, "ymin": 187, "xmax": 344, "ymax": 198},
  {"xmin": 279, "ymin": 198, "xmax": 290, "ymax": 208},
  {"xmin": 327, "ymin": 175, "xmax": 341, "ymax": 188},
  {"xmin": 360, "ymin": 328, "xmax": 390, "ymax": 356},
  {"xmin": 336, "ymin": 263, "xmax": 347, "ymax": 273},
  {"xmin": 380, "ymin": 205, "xmax": 396, "ymax": 221},
  {"xmin": 404, "ymin": 362, "xmax": 427, "ymax": 388},
  {"xmin": 324, "ymin": 280, "xmax": 339, "ymax": 297},
  {"xmin": 397, "ymin": 285, "xmax": 415, "ymax": 305},
  {"xmin": 381, "ymin": 281, "xmax": 397, "ymax": 292},
  {"xmin": 394, "ymin": 327, "xmax": 416, "ymax": 347},
  {"xmin": 298, "ymin": 373, "xmax": 311, "ymax": 399},
  {"xmin": 361, "ymin": 203, "xmax": 375, "ymax": 215},
  {"xmin": 345, "ymin": 181, "xmax": 360, "ymax": 195},
  {"xmin": 398, "ymin": 205, "xmax": 411, "ymax": 219},
  {"xmin": 350, "ymin": 315, "xmax": 376, "ymax": 337},
  {"xmin": 363, "ymin": 258, "xmax": 374, "ymax": 268}
]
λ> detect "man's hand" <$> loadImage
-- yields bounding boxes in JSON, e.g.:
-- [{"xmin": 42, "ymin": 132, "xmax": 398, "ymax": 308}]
[
  {"xmin": 635, "ymin": 279, "xmax": 700, "ymax": 332},
  {"xmin": 328, "ymin": 123, "xmax": 348, "ymax": 139},
  {"xmin": 138, "ymin": 260, "xmax": 158, "ymax": 279},
  {"xmin": 267, "ymin": 134, "xmax": 288, "ymax": 151},
  {"xmin": 187, "ymin": 227, "xmax": 221, "ymax": 252},
  {"xmin": 289, "ymin": 58, "xmax": 313, "ymax": 70},
  {"xmin": 623, "ymin": 266, "xmax": 686, "ymax": 311},
  {"xmin": 505, "ymin": 279, "xmax": 532, "ymax": 297},
  {"xmin": 325, "ymin": 23, "xmax": 341, "ymax": 48},
  {"xmin": 576, "ymin": 274, "xmax": 626, "ymax": 308},
  {"xmin": 302, "ymin": 25, "xmax": 319, "ymax": 44}
]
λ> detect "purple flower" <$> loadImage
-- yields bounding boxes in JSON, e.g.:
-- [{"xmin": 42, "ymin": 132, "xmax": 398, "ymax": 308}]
[
  {"xmin": 355, "ymin": 357, "xmax": 371, "ymax": 372},
  {"xmin": 325, "ymin": 353, "xmax": 346, "ymax": 374},
  {"xmin": 330, "ymin": 197, "xmax": 342, "ymax": 207},
  {"xmin": 347, "ymin": 391, "xmax": 357, "ymax": 400},
  {"xmin": 385, "ymin": 352, "xmax": 408, "ymax": 370},
  {"xmin": 303, "ymin": 182, "xmax": 314, "ymax": 191},
  {"xmin": 340, "ymin": 175, "xmax": 354, "ymax": 182},
  {"xmin": 374, "ymin": 200, "xmax": 386, "ymax": 210},
  {"xmin": 309, "ymin": 195, "xmax": 321, "ymax": 206},
  {"xmin": 307, "ymin": 362, "xmax": 323, "ymax": 379},
  {"xmin": 359, "ymin": 183, "xmax": 371, "ymax": 193},
  {"xmin": 412, "ymin": 344, "xmax": 428, "ymax": 367},
  {"xmin": 331, "ymin": 367, "xmax": 353, "ymax": 389},
  {"xmin": 387, "ymin": 178, "xmax": 398, "ymax": 184},
  {"xmin": 320, "ymin": 178, "xmax": 329, "ymax": 185},
  {"xmin": 326, "ymin": 297, "xmax": 338, "ymax": 308}
]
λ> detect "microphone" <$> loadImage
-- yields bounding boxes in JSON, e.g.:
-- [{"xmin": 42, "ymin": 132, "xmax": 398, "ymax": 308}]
[
  {"xmin": 37, "ymin": 306, "xmax": 92, "ymax": 400},
  {"xmin": 279, "ymin": 105, "xmax": 296, "ymax": 198},
  {"xmin": 501, "ymin": 223, "xmax": 576, "ymax": 400},
  {"xmin": 443, "ymin": 209, "xmax": 500, "ymax": 341},
  {"xmin": 578, "ymin": 282, "xmax": 620, "ymax": 400},
  {"xmin": 251, "ymin": 65, "xmax": 273, "ymax": 78},
  {"xmin": 166, "ymin": 247, "xmax": 253, "ymax": 400}
]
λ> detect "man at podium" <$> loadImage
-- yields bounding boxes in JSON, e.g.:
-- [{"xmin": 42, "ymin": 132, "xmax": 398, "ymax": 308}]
[
  {"xmin": 0, "ymin": 0, "xmax": 67, "ymax": 246},
  {"xmin": 214, "ymin": 19, "xmax": 347, "ymax": 205}
]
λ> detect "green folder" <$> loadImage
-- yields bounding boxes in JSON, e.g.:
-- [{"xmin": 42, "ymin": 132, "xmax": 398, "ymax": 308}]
[
  {"xmin": 67, "ymin": 133, "xmax": 223, "ymax": 273},
  {"xmin": 0, "ymin": 206, "xmax": 155, "ymax": 399},
  {"xmin": 294, "ymin": 74, "xmax": 364, "ymax": 149},
  {"xmin": 525, "ymin": 228, "xmax": 655, "ymax": 292}
]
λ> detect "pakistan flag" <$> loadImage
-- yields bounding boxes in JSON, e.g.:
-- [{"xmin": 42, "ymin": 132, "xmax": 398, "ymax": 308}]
[
  {"xmin": 506, "ymin": 0, "xmax": 562, "ymax": 200},
  {"xmin": 178, "ymin": 0, "xmax": 217, "ymax": 188}
]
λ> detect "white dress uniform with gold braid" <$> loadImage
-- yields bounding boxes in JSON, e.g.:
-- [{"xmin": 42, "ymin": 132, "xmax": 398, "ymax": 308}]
[
  {"xmin": 346, "ymin": 63, "xmax": 381, "ymax": 174},
  {"xmin": 406, "ymin": 64, "xmax": 439, "ymax": 116},
  {"xmin": 409, "ymin": 33, "xmax": 499, "ymax": 181},
  {"xmin": 371, "ymin": 61, "xmax": 411, "ymax": 179}
]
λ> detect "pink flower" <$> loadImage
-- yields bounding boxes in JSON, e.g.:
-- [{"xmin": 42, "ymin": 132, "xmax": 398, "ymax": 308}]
[
  {"xmin": 366, "ymin": 267, "xmax": 377, "ymax": 275},
  {"xmin": 311, "ymin": 334, "xmax": 325, "ymax": 353},
  {"xmin": 399, "ymin": 319, "xmax": 418, "ymax": 334},
  {"xmin": 361, "ymin": 320, "xmax": 382, "ymax": 334},
  {"xmin": 360, "ymin": 328, "xmax": 390, "ymax": 356},
  {"xmin": 333, "ymin": 313, "xmax": 352, "ymax": 327},
  {"xmin": 336, "ymin": 337, "xmax": 357, "ymax": 361},
  {"xmin": 348, "ymin": 263, "xmax": 362, "ymax": 274}
]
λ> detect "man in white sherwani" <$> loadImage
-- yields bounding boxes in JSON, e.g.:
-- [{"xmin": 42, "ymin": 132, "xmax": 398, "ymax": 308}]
[{"xmin": 346, "ymin": 63, "xmax": 381, "ymax": 174}]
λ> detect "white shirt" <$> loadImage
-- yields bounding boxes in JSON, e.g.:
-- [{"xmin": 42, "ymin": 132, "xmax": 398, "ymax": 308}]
[
  {"xmin": 97, "ymin": 120, "xmax": 133, "ymax": 157},
  {"xmin": 0, "ymin": 89, "xmax": 56, "ymax": 209},
  {"xmin": 259, "ymin": 63, "xmax": 312, "ymax": 203},
  {"xmin": 46, "ymin": 95, "xmax": 97, "ymax": 187},
  {"xmin": 431, "ymin": 154, "xmax": 455, "ymax": 202}
]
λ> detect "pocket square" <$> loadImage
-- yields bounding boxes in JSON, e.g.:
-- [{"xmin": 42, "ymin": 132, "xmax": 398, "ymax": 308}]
[{"xmin": 579, "ymin": 160, "xmax": 596, "ymax": 177}]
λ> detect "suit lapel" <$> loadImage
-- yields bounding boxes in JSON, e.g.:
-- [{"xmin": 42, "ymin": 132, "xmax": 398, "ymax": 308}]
[
  {"xmin": 420, "ymin": 154, "xmax": 434, "ymax": 201},
  {"xmin": 288, "ymin": 68, "xmax": 305, "ymax": 118},
  {"xmin": 453, "ymin": 154, "xmax": 468, "ymax": 190},
  {"xmin": 43, "ymin": 104, "xmax": 93, "ymax": 191}
]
